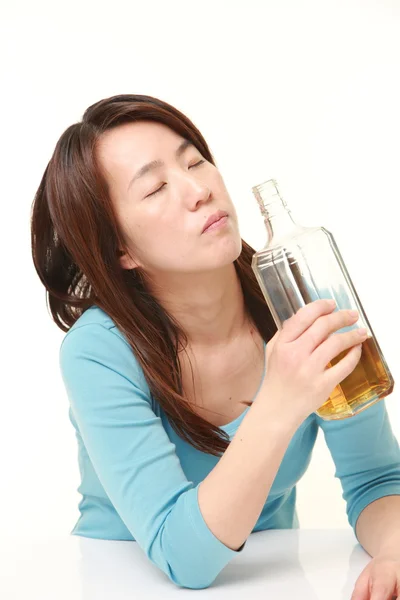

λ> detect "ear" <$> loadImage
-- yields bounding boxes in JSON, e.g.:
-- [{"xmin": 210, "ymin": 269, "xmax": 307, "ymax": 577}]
[{"xmin": 118, "ymin": 250, "xmax": 141, "ymax": 271}]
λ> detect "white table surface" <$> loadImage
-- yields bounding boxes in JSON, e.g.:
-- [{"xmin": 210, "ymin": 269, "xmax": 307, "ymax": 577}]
[{"xmin": 2, "ymin": 529, "xmax": 372, "ymax": 599}]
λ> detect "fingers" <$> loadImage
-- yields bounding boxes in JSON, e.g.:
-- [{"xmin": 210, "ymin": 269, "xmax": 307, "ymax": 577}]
[
  {"xmin": 315, "ymin": 332, "xmax": 368, "ymax": 389},
  {"xmin": 303, "ymin": 307, "xmax": 361, "ymax": 354},
  {"xmin": 280, "ymin": 299, "xmax": 337, "ymax": 343},
  {"xmin": 323, "ymin": 344, "xmax": 363, "ymax": 389},
  {"xmin": 313, "ymin": 326, "xmax": 368, "ymax": 370}
]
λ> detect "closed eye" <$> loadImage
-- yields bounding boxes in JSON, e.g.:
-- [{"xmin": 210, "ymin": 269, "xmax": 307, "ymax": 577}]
[
  {"xmin": 190, "ymin": 159, "xmax": 205, "ymax": 169},
  {"xmin": 145, "ymin": 160, "xmax": 206, "ymax": 198}
]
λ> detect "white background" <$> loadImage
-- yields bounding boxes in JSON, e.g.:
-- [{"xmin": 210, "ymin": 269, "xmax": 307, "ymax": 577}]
[{"xmin": 1, "ymin": 0, "xmax": 399, "ymax": 543}]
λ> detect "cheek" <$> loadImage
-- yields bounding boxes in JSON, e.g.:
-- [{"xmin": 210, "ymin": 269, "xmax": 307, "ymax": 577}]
[
  {"xmin": 139, "ymin": 217, "xmax": 187, "ymax": 255},
  {"xmin": 213, "ymin": 169, "xmax": 229, "ymax": 190}
]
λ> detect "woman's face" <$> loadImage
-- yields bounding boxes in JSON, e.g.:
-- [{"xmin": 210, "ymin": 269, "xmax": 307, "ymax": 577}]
[{"xmin": 96, "ymin": 120, "xmax": 242, "ymax": 275}]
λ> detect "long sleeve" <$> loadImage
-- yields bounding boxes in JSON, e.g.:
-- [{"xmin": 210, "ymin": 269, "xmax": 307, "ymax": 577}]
[
  {"xmin": 316, "ymin": 399, "xmax": 400, "ymax": 541},
  {"xmin": 59, "ymin": 322, "xmax": 242, "ymax": 589}
]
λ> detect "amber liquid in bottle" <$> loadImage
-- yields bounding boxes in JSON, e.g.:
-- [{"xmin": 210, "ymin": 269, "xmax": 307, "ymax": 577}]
[{"xmin": 318, "ymin": 336, "xmax": 394, "ymax": 419}]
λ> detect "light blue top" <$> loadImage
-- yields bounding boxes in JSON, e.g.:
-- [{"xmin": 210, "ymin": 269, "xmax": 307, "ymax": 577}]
[{"xmin": 59, "ymin": 305, "xmax": 400, "ymax": 589}]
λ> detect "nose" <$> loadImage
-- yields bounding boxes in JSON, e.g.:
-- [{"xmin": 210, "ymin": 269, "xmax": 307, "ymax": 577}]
[{"xmin": 182, "ymin": 176, "xmax": 212, "ymax": 211}]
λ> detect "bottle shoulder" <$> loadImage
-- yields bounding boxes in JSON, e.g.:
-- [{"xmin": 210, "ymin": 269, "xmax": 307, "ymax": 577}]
[{"xmin": 254, "ymin": 225, "xmax": 330, "ymax": 254}]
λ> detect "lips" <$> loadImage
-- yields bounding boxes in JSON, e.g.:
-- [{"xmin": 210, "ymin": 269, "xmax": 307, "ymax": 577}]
[{"xmin": 201, "ymin": 209, "xmax": 229, "ymax": 233}]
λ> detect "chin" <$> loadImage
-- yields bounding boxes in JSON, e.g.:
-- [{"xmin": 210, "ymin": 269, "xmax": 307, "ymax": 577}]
[{"xmin": 209, "ymin": 235, "xmax": 242, "ymax": 268}]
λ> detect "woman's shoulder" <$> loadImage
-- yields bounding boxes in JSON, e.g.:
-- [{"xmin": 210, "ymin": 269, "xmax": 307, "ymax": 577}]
[
  {"xmin": 65, "ymin": 304, "xmax": 117, "ymax": 334},
  {"xmin": 61, "ymin": 305, "xmax": 129, "ymax": 347},
  {"xmin": 59, "ymin": 305, "xmax": 149, "ymax": 392},
  {"xmin": 59, "ymin": 306, "xmax": 158, "ymax": 425}
]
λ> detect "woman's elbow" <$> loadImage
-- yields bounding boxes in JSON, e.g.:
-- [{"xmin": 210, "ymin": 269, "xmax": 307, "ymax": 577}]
[
  {"xmin": 168, "ymin": 568, "xmax": 216, "ymax": 590},
  {"xmin": 146, "ymin": 522, "xmax": 222, "ymax": 589}
]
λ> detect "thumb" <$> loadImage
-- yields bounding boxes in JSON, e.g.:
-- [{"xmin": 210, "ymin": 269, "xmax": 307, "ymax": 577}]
[{"xmin": 265, "ymin": 329, "xmax": 280, "ymax": 357}]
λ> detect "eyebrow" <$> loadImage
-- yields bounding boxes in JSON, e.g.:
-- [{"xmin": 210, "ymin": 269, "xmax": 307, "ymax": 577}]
[{"xmin": 127, "ymin": 138, "xmax": 194, "ymax": 191}]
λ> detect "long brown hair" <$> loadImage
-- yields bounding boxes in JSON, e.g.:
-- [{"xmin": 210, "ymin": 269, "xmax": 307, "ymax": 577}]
[{"xmin": 30, "ymin": 93, "xmax": 277, "ymax": 456}]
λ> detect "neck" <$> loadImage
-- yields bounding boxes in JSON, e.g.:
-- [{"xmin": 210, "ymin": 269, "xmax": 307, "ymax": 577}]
[{"xmin": 147, "ymin": 263, "xmax": 249, "ymax": 348}]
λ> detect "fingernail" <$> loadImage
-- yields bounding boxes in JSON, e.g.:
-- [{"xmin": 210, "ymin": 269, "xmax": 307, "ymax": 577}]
[{"xmin": 357, "ymin": 328, "xmax": 368, "ymax": 336}]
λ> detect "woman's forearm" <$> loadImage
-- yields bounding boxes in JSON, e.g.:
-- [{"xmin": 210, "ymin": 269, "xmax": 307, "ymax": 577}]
[
  {"xmin": 198, "ymin": 398, "xmax": 299, "ymax": 550},
  {"xmin": 356, "ymin": 495, "xmax": 400, "ymax": 559}
]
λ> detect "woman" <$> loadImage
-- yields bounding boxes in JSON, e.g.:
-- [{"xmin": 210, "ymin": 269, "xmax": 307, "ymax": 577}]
[{"xmin": 31, "ymin": 94, "xmax": 400, "ymax": 591}]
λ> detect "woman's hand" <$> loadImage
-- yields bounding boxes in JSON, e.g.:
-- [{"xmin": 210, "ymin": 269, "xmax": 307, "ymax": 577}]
[
  {"xmin": 351, "ymin": 555, "xmax": 400, "ymax": 599},
  {"xmin": 254, "ymin": 298, "xmax": 368, "ymax": 428}
]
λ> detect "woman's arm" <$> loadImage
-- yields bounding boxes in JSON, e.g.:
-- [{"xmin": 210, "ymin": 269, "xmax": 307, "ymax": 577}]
[
  {"xmin": 60, "ymin": 322, "xmax": 297, "ymax": 589},
  {"xmin": 198, "ymin": 397, "xmax": 298, "ymax": 550}
]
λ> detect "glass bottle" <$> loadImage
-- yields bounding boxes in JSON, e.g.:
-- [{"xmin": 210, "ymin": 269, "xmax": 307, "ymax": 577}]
[{"xmin": 251, "ymin": 178, "xmax": 394, "ymax": 420}]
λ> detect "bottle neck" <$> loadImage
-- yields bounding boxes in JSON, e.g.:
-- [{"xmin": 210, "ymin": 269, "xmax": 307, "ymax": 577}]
[{"xmin": 252, "ymin": 179, "xmax": 300, "ymax": 244}]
